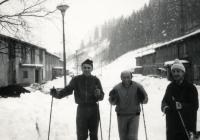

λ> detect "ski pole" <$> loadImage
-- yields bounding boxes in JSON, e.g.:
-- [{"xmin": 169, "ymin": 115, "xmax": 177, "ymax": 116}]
[
  {"xmin": 172, "ymin": 96, "xmax": 190, "ymax": 140},
  {"xmin": 141, "ymin": 104, "xmax": 148, "ymax": 140},
  {"xmin": 108, "ymin": 104, "xmax": 112, "ymax": 140},
  {"xmin": 48, "ymin": 87, "xmax": 55, "ymax": 140},
  {"xmin": 97, "ymin": 102, "xmax": 103, "ymax": 140}
]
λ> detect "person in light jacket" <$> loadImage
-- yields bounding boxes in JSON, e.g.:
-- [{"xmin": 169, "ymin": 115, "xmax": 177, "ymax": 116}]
[{"xmin": 109, "ymin": 70, "xmax": 148, "ymax": 140}]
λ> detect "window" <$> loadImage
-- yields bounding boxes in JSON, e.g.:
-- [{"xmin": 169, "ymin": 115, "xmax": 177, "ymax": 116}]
[
  {"xmin": 23, "ymin": 71, "xmax": 28, "ymax": 79},
  {"xmin": 180, "ymin": 44, "xmax": 187, "ymax": 57},
  {"xmin": 39, "ymin": 50, "xmax": 43, "ymax": 63},
  {"xmin": 21, "ymin": 47, "xmax": 27, "ymax": 63},
  {"xmin": 31, "ymin": 49, "xmax": 35, "ymax": 63},
  {"xmin": 183, "ymin": 44, "xmax": 187, "ymax": 56}
]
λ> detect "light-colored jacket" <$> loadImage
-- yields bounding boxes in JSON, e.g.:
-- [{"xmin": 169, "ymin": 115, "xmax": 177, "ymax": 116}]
[{"xmin": 109, "ymin": 81, "xmax": 148, "ymax": 115}]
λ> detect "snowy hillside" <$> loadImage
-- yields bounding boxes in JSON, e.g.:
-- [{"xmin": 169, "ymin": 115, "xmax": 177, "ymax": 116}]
[{"xmin": 0, "ymin": 51, "xmax": 199, "ymax": 140}]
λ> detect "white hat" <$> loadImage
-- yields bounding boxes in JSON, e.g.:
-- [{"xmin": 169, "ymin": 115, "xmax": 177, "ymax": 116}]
[{"xmin": 171, "ymin": 59, "xmax": 185, "ymax": 72}]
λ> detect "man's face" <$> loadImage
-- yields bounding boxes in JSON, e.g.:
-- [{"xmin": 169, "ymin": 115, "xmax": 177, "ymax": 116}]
[
  {"xmin": 81, "ymin": 64, "xmax": 93, "ymax": 76},
  {"xmin": 121, "ymin": 73, "xmax": 132, "ymax": 86},
  {"xmin": 171, "ymin": 68, "xmax": 185, "ymax": 82}
]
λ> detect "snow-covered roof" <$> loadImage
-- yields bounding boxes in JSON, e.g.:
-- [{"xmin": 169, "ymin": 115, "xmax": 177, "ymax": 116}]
[
  {"xmin": 164, "ymin": 60, "xmax": 189, "ymax": 66},
  {"xmin": 135, "ymin": 28, "xmax": 200, "ymax": 57},
  {"xmin": 0, "ymin": 34, "xmax": 63, "ymax": 61},
  {"xmin": 157, "ymin": 67, "xmax": 167, "ymax": 71},
  {"xmin": 134, "ymin": 43, "xmax": 158, "ymax": 58},
  {"xmin": 52, "ymin": 66, "xmax": 63, "ymax": 69},
  {"xmin": 134, "ymin": 66, "xmax": 142, "ymax": 68},
  {"xmin": 142, "ymin": 49, "xmax": 155, "ymax": 56},
  {"xmin": 0, "ymin": 34, "xmax": 46, "ymax": 51},
  {"xmin": 21, "ymin": 64, "xmax": 43, "ymax": 67},
  {"xmin": 154, "ymin": 29, "xmax": 200, "ymax": 49},
  {"xmin": 135, "ymin": 47, "xmax": 155, "ymax": 57},
  {"xmin": 45, "ymin": 51, "xmax": 62, "ymax": 59}
]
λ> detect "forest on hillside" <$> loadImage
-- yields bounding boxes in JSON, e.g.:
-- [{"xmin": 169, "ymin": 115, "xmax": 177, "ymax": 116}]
[{"xmin": 83, "ymin": 0, "xmax": 200, "ymax": 62}]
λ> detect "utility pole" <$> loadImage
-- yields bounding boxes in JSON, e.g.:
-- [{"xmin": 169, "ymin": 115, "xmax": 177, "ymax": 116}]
[
  {"xmin": 76, "ymin": 50, "xmax": 78, "ymax": 75},
  {"xmin": 57, "ymin": 4, "xmax": 69, "ymax": 87}
]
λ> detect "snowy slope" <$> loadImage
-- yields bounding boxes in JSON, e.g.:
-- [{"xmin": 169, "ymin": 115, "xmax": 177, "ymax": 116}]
[{"xmin": 0, "ymin": 51, "xmax": 199, "ymax": 140}]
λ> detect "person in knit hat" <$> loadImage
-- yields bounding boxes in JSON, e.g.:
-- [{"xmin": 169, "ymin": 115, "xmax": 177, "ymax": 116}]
[
  {"xmin": 50, "ymin": 58, "xmax": 104, "ymax": 140},
  {"xmin": 170, "ymin": 59, "xmax": 186, "ymax": 83},
  {"xmin": 161, "ymin": 59, "xmax": 199, "ymax": 140},
  {"xmin": 171, "ymin": 59, "xmax": 185, "ymax": 73}
]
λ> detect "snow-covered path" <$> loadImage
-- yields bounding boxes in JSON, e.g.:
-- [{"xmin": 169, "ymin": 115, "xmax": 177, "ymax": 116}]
[{"xmin": 0, "ymin": 51, "xmax": 199, "ymax": 140}]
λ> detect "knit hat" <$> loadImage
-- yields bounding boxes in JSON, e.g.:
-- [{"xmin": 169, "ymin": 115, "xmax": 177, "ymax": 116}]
[
  {"xmin": 81, "ymin": 59, "xmax": 93, "ymax": 67},
  {"xmin": 171, "ymin": 59, "xmax": 185, "ymax": 72}
]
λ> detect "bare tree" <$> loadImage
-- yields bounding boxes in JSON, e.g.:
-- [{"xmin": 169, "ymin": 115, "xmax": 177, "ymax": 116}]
[{"xmin": 0, "ymin": 0, "xmax": 56, "ymax": 36}]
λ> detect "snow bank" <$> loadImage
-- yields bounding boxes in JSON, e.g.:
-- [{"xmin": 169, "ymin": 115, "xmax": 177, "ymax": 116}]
[{"xmin": 0, "ymin": 49, "xmax": 199, "ymax": 140}]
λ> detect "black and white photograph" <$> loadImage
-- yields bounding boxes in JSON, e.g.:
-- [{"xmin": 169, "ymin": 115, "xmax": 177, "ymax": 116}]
[{"xmin": 0, "ymin": 0, "xmax": 199, "ymax": 140}]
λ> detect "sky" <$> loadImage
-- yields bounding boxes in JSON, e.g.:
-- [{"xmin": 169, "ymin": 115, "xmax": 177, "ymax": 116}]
[
  {"xmin": 29, "ymin": 0, "xmax": 150, "ymax": 55},
  {"xmin": 1, "ymin": 0, "xmax": 149, "ymax": 55}
]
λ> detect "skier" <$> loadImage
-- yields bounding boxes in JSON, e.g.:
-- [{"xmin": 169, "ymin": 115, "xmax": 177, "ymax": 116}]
[
  {"xmin": 161, "ymin": 59, "xmax": 199, "ymax": 140},
  {"xmin": 50, "ymin": 59, "xmax": 104, "ymax": 140},
  {"xmin": 109, "ymin": 70, "xmax": 148, "ymax": 140}
]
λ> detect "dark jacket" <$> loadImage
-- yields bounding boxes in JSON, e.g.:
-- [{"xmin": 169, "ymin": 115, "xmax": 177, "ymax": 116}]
[
  {"xmin": 109, "ymin": 81, "xmax": 148, "ymax": 115},
  {"xmin": 55, "ymin": 74, "xmax": 104, "ymax": 105},
  {"xmin": 161, "ymin": 80, "xmax": 199, "ymax": 139}
]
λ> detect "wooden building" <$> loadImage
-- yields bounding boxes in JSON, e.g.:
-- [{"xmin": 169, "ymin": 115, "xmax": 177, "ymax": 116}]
[{"xmin": 135, "ymin": 29, "xmax": 200, "ymax": 83}]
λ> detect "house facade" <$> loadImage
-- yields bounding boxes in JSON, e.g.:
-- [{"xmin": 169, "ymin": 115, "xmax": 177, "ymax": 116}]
[
  {"xmin": 0, "ymin": 39, "xmax": 9, "ymax": 86},
  {"xmin": 0, "ymin": 34, "xmax": 63, "ymax": 86},
  {"xmin": 135, "ymin": 29, "xmax": 200, "ymax": 83}
]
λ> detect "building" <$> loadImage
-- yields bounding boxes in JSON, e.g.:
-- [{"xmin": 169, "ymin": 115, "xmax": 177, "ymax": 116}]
[
  {"xmin": 0, "ymin": 34, "xmax": 63, "ymax": 86},
  {"xmin": 135, "ymin": 29, "xmax": 200, "ymax": 83},
  {"xmin": 45, "ymin": 52, "xmax": 63, "ymax": 81}
]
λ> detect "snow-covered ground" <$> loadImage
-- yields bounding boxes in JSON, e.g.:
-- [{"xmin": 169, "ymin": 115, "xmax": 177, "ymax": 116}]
[{"xmin": 0, "ymin": 50, "xmax": 199, "ymax": 140}]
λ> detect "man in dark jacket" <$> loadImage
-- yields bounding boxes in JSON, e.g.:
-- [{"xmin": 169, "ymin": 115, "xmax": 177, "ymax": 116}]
[
  {"xmin": 161, "ymin": 59, "xmax": 199, "ymax": 140},
  {"xmin": 109, "ymin": 70, "xmax": 148, "ymax": 140},
  {"xmin": 51, "ymin": 59, "xmax": 104, "ymax": 140}
]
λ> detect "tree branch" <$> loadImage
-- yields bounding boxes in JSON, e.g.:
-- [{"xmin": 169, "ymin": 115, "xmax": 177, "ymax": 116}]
[
  {"xmin": 0, "ymin": 0, "xmax": 56, "ymax": 35},
  {"xmin": 0, "ymin": 0, "xmax": 9, "ymax": 5}
]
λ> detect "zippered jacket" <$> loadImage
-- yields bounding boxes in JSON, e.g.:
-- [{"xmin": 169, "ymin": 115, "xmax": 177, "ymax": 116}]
[
  {"xmin": 56, "ymin": 74, "xmax": 104, "ymax": 105},
  {"xmin": 109, "ymin": 81, "xmax": 148, "ymax": 115}
]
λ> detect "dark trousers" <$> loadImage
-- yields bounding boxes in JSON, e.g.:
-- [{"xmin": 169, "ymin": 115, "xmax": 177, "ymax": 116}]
[
  {"xmin": 76, "ymin": 104, "xmax": 99, "ymax": 140},
  {"xmin": 167, "ymin": 132, "xmax": 188, "ymax": 140}
]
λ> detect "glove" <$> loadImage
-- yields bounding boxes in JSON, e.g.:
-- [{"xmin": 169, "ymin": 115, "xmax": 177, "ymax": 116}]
[
  {"xmin": 109, "ymin": 96, "xmax": 118, "ymax": 105},
  {"xmin": 109, "ymin": 89, "xmax": 119, "ymax": 105},
  {"xmin": 50, "ymin": 87, "xmax": 57, "ymax": 97},
  {"xmin": 109, "ymin": 89, "xmax": 118, "ymax": 105},
  {"xmin": 94, "ymin": 88, "xmax": 101, "ymax": 100},
  {"xmin": 142, "ymin": 96, "xmax": 148, "ymax": 104},
  {"xmin": 175, "ymin": 101, "xmax": 182, "ymax": 110},
  {"xmin": 162, "ymin": 106, "xmax": 170, "ymax": 114}
]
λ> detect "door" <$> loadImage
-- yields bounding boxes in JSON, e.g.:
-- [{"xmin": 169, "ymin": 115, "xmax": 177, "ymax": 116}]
[{"xmin": 35, "ymin": 69, "xmax": 39, "ymax": 83}]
